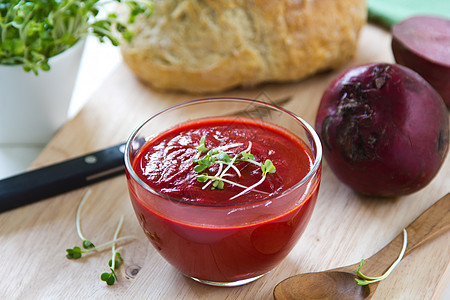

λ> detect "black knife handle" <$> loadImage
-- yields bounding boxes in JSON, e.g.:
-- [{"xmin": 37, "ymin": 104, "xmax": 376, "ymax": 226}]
[{"xmin": 0, "ymin": 143, "xmax": 126, "ymax": 213}]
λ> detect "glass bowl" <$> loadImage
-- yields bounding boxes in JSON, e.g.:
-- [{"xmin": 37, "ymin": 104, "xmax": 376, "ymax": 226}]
[{"xmin": 125, "ymin": 98, "xmax": 322, "ymax": 286}]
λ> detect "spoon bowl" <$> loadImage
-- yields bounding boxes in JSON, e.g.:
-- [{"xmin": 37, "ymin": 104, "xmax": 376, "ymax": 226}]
[
  {"xmin": 274, "ymin": 193, "xmax": 450, "ymax": 299},
  {"xmin": 274, "ymin": 267, "xmax": 377, "ymax": 300}
]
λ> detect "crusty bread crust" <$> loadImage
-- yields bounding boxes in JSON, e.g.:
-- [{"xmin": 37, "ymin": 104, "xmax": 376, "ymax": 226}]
[{"xmin": 120, "ymin": 0, "xmax": 367, "ymax": 93}]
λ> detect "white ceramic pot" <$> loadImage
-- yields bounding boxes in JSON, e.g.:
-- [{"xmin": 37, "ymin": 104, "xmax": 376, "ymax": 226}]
[{"xmin": 0, "ymin": 39, "xmax": 86, "ymax": 145}]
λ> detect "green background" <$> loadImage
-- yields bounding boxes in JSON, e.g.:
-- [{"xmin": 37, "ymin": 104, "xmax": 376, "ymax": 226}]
[{"xmin": 368, "ymin": 0, "xmax": 450, "ymax": 28}]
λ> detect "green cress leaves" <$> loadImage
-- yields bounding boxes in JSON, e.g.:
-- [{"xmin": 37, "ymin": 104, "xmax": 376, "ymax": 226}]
[
  {"xmin": 100, "ymin": 270, "xmax": 118, "ymax": 286},
  {"xmin": 0, "ymin": 0, "xmax": 153, "ymax": 74},
  {"xmin": 262, "ymin": 159, "xmax": 276, "ymax": 176},
  {"xmin": 100, "ymin": 219, "xmax": 126, "ymax": 286},
  {"xmin": 66, "ymin": 190, "xmax": 136, "ymax": 286},
  {"xmin": 196, "ymin": 136, "xmax": 209, "ymax": 153},
  {"xmin": 193, "ymin": 136, "xmax": 276, "ymax": 199},
  {"xmin": 66, "ymin": 246, "xmax": 83, "ymax": 259}
]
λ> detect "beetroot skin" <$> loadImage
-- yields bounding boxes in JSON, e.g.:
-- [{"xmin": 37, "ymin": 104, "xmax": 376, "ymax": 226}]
[{"xmin": 315, "ymin": 63, "xmax": 449, "ymax": 197}]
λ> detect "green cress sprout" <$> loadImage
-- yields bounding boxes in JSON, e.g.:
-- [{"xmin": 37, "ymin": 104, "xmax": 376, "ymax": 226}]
[
  {"xmin": 355, "ymin": 229, "xmax": 408, "ymax": 285},
  {"xmin": 66, "ymin": 190, "xmax": 136, "ymax": 285},
  {"xmin": 193, "ymin": 136, "xmax": 276, "ymax": 199},
  {"xmin": 100, "ymin": 216, "xmax": 126, "ymax": 285},
  {"xmin": 0, "ymin": 0, "xmax": 153, "ymax": 74}
]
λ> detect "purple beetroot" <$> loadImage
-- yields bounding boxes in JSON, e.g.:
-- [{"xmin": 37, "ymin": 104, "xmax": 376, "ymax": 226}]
[{"xmin": 315, "ymin": 63, "xmax": 448, "ymax": 197}]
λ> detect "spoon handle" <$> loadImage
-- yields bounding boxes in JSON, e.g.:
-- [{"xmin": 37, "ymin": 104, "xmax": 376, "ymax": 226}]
[
  {"xmin": 363, "ymin": 193, "xmax": 450, "ymax": 275},
  {"xmin": 403, "ymin": 193, "xmax": 450, "ymax": 256}
]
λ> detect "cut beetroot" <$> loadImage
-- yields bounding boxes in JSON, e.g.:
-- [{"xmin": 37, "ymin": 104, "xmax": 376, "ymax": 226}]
[
  {"xmin": 392, "ymin": 15, "xmax": 450, "ymax": 107},
  {"xmin": 315, "ymin": 63, "xmax": 448, "ymax": 197}
]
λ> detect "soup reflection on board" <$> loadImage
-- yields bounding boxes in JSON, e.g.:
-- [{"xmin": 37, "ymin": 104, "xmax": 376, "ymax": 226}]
[{"xmin": 126, "ymin": 102, "xmax": 321, "ymax": 286}]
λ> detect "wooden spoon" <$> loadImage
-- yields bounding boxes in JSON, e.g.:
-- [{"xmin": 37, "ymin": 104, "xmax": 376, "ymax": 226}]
[{"xmin": 274, "ymin": 193, "xmax": 450, "ymax": 300}]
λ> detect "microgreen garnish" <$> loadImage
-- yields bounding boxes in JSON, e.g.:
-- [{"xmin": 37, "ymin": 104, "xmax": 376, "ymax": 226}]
[
  {"xmin": 66, "ymin": 246, "xmax": 83, "ymax": 259},
  {"xmin": 355, "ymin": 229, "xmax": 408, "ymax": 285},
  {"xmin": 100, "ymin": 269, "xmax": 118, "ymax": 286},
  {"xmin": 197, "ymin": 173, "xmax": 249, "ymax": 190},
  {"xmin": 101, "ymin": 216, "xmax": 125, "ymax": 285},
  {"xmin": 196, "ymin": 136, "xmax": 209, "ymax": 153},
  {"xmin": 193, "ymin": 136, "xmax": 276, "ymax": 199},
  {"xmin": 262, "ymin": 159, "xmax": 276, "ymax": 175},
  {"xmin": 66, "ymin": 190, "xmax": 136, "ymax": 286},
  {"xmin": 109, "ymin": 252, "xmax": 124, "ymax": 269},
  {"xmin": 76, "ymin": 190, "xmax": 95, "ymax": 250}
]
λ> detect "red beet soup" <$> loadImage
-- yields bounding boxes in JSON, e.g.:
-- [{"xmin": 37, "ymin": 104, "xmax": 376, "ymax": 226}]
[{"xmin": 125, "ymin": 99, "xmax": 322, "ymax": 286}]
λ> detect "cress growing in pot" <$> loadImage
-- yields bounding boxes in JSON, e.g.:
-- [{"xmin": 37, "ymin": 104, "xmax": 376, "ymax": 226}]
[{"xmin": 0, "ymin": 0, "xmax": 153, "ymax": 74}]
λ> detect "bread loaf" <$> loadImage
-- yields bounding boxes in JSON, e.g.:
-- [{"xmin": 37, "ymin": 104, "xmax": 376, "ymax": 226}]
[{"xmin": 120, "ymin": 0, "xmax": 367, "ymax": 93}]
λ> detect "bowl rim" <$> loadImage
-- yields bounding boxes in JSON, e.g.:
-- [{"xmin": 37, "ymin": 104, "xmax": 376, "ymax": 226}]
[{"xmin": 124, "ymin": 97, "xmax": 322, "ymax": 208}]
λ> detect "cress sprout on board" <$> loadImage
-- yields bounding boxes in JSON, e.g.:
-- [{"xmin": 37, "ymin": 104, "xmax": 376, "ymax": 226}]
[{"xmin": 65, "ymin": 189, "xmax": 135, "ymax": 285}]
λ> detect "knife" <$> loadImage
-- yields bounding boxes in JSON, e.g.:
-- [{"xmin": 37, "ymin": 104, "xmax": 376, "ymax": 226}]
[
  {"xmin": 0, "ymin": 95, "xmax": 293, "ymax": 213},
  {"xmin": 0, "ymin": 143, "xmax": 126, "ymax": 213}
]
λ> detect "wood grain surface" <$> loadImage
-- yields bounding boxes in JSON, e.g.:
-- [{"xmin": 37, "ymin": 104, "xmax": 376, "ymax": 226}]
[{"xmin": 1, "ymin": 24, "xmax": 449, "ymax": 299}]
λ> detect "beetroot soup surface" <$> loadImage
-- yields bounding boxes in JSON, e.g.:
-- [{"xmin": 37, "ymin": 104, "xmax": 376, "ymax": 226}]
[
  {"xmin": 127, "ymin": 117, "xmax": 319, "ymax": 282},
  {"xmin": 134, "ymin": 118, "xmax": 312, "ymax": 205}
]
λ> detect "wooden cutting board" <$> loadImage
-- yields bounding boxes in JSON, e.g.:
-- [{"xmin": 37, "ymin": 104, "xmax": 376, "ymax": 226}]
[{"xmin": 1, "ymin": 24, "xmax": 449, "ymax": 299}]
